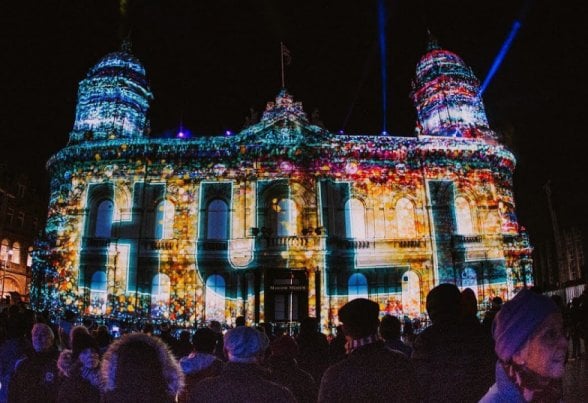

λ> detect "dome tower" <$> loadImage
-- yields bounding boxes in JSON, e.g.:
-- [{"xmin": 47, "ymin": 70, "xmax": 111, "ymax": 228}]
[
  {"xmin": 69, "ymin": 40, "xmax": 153, "ymax": 143},
  {"xmin": 411, "ymin": 34, "xmax": 494, "ymax": 140}
]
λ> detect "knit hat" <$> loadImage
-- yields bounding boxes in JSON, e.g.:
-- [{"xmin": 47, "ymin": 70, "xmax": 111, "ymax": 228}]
[
  {"xmin": 72, "ymin": 331, "xmax": 98, "ymax": 359},
  {"xmin": 492, "ymin": 289, "xmax": 559, "ymax": 362},
  {"xmin": 338, "ymin": 298, "xmax": 380, "ymax": 338},
  {"xmin": 270, "ymin": 335, "xmax": 299, "ymax": 358},
  {"xmin": 223, "ymin": 326, "xmax": 269, "ymax": 362}
]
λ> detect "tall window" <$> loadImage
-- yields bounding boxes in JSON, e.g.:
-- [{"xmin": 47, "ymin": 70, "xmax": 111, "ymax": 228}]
[
  {"xmin": 207, "ymin": 199, "xmax": 229, "ymax": 240},
  {"xmin": 205, "ymin": 274, "xmax": 226, "ymax": 321},
  {"xmin": 95, "ymin": 200, "xmax": 114, "ymax": 238},
  {"xmin": 11, "ymin": 242, "xmax": 20, "ymax": 265},
  {"xmin": 348, "ymin": 273, "xmax": 368, "ymax": 300},
  {"xmin": 0, "ymin": 239, "xmax": 9, "ymax": 264},
  {"xmin": 345, "ymin": 198, "xmax": 366, "ymax": 239},
  {"xmin": 151, "ymin": 273, "xmax": 171, "ymax": 318},
  {"xmin": 155, "ymin": 200, "xmax": 175, "ymax": 239},
  {"xmin": 274, "ymin": 198, "xmax": 298, "ymax": 237},
  {"xmin": 90, "ymin": 271, "xmax": 107, "ymax": 314},
  {"xmin": 396, "ymin": 198, "xmax": 416, "ymax": 238},
  {"xmin": 455, "ymin": 197, "xmax": 474, "ymax": 235}
]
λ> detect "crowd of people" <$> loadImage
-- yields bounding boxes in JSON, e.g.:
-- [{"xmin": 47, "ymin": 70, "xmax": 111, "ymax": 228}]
[{"xmin": 0, "ymin": 285, "xmax": 586, "ymax": 402}]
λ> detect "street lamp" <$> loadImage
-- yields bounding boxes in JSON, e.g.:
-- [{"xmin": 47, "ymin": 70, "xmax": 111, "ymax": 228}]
[{"xmin": 1, "ymin": 249, "xmax": 13, "ymax": 302}]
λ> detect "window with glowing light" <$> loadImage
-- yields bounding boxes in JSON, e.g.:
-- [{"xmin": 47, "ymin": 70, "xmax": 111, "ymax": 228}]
[
  {"xmin": 90, "ymin": 271, "xmax": 107, "ymax": 314},
  {"xmin": 1, "ymin": 239, "xmax": 9, "ymax": 263},
  {"xmin": 348, "ymin": 273, "xmax": 368, "ymax": 300},
  {"xmin": 151, "ymin": 273, "xmax": 171, "ymax": 318},
  {"xmin": 396, "ymin": 198, "xmax": 417, "ymax": 238},
  {"xmin": 95, "ymin": 200, "xmax": 114, "ymax": 238},
  {"xmin": 11, "ymin": 242, "xmax": 20, "ymax": 265},
  {"xmin": 455, "ymin": 197, "xmax": 474, "ymax": 234},
  {"xmin": 205, "ymin": 274, "xmax": 226, "ymax": 322},
  {"xmin": 207, "ymin": 199, "xmax": 229, "ymax": 240},
  {"xmin": 274, "ymin": 198, "xmax": 298, "ymax": 237},
  {"xmin": 155, "ymin": 200, "xmax": 175, "ymax": 239},
  {"xmin": 345, "ymin": 198, "xmax": 366, "ymax": 239}
]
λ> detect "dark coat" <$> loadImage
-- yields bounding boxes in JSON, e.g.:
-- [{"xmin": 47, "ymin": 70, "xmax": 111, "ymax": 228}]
[
  {"xmin": 411, "ymin": 316, "xmax": 496, "ymax": 402},
  {"xmin": 7, "ymin": 351, "xmax": 60, "ymax": 403},
  {"xmin": 187, "ymin": 362, "xmax": 296, "ymax": 403},
  {"xmin": 178, "ymin": 353, "xmax": 224, "ymax": 403},
  {"xmin": 57, "ymin": 367, "xmax": 101, "ymax": 403},
  {"xmin": 319, "ymin": 341, "xmax": 420, "ymax": 402},
  {"xmin": 268, "ymin": 355, "xmax": 318, "ymax": 403}
]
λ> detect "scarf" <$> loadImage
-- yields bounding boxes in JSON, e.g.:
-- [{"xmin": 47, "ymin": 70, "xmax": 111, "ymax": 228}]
[
  {"xmin": 345, "ymin": 334, "xmax": 380, "ymax": 354},
  {"xmin": 501, "ymin": 360, "xmax": 563, "ymax": 402}
]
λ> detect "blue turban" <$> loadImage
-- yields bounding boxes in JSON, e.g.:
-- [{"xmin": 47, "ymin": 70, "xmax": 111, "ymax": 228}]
[{"xmin": 492, "ymin": 289, "xmax": 559, "ymax": 362}]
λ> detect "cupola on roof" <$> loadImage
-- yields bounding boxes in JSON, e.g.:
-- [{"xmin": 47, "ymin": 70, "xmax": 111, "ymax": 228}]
[
  {"xmin": 69, "ymin": 39, "xmax": 153, "ymax": 144},
  {"xmin": 411, "ymin": 33, "xmax": 494, "ymax": 140}
]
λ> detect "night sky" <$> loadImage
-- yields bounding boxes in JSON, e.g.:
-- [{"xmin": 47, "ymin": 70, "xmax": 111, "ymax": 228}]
[{"xmin": 1, "ymin": 1, "xmax": 586, "ymax": 255}]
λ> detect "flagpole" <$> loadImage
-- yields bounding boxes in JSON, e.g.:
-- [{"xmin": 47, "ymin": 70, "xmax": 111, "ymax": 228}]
[{"xmin": 281, "ymin": 42, "xmax": 285, "ymax": 88}]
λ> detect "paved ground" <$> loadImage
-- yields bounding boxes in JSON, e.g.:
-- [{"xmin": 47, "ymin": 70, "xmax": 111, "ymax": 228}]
[{"xmin": 563, "ymin": 355, "xmax": 588, "ymax": 402}]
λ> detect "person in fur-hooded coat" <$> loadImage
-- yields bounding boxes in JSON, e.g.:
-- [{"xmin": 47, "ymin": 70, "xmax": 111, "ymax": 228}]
[
  {"xmin": 101, "ymin": 332, "xmax": 184, "ymax": 403},
  {"xmin": 57, "ymin": 332, "xmax": 102, "ymax": 403}
]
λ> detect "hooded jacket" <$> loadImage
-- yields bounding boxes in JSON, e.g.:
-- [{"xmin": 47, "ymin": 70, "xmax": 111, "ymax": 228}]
[{"xmin": 101, "ymin": 333, "xmax": 184, "ymax": 403}]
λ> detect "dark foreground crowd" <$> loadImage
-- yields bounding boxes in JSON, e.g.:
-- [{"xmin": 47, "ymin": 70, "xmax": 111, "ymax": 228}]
[{"xmin": 1, "ymin": 284, "xmax": 587, "ymax": 403}]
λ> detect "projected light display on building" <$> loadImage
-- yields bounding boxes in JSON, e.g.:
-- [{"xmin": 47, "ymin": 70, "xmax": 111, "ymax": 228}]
[{"xmin": 32, "ymin": 38, "xmax": 533, "ymax": 330}]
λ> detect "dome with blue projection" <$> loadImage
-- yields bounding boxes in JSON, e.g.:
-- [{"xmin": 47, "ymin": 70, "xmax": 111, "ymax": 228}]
[
  {"xmin": 70, "ymin": 41, "xmax": 153, "ymax": 144},
  {"xmin": 411, "ymin": 35, "xmax": 495, "ymax": 140}
]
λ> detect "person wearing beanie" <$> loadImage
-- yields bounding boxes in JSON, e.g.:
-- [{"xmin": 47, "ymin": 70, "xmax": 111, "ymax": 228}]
[
  {"xmin": 8, "ymin": 323, "xmax": 60, "ymax": 403},
  {"xmin": 319, "ymin": 298, "xmax": 420, "ymax": 402},
  {"xmin": 480, "ymin": 289, "xmax": 568, "ymax": 402},
  {"xmin": 187, "ymin": 326, "xmax": 295, "ymax": 403},
  {"xmin": 101, "ymin": 332, "xmax": 184, "ymax": 403},
  {"xmin": 57, "ymin": 332, "xmax": 102, "ymax": 403},
  {"xmin": 178, "ymin": 328, "xmax": 224, "ymax": 402},
  {"xmin": 411, "ymin": 283, "xmax": 495, "ymax": 402},
  {"xmin": 267, "ymin": 335, "xmax": 318, "ymax": 403}
]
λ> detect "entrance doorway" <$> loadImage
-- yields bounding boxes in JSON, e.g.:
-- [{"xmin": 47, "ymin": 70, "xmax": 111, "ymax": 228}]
[{"xmin": 265, "ymin": 269, "xmax": 308, "ymax": 325}]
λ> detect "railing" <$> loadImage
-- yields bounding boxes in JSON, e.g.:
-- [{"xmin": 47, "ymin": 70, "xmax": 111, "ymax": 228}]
[
  {"xmin": 452, "ymin": 234, "xmax": 483, "ymax": 244},
  {"xmin": 257, "ymin": 236, "xmax": 320, "ymax": 248},
  {"xmin": 198, "ymin": 240, "xmax": 228, "ymax": 251},
  {"xmin": 327, "ymin": 237, "xmax": 427, "ymax": 250}
]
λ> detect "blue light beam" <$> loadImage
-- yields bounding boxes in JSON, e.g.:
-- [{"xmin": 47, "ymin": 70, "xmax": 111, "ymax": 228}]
[
  {"xmin": 378, "ymin": 0, "xmax": 388, "ymax": 134},
  {"xmin": 479, "ymin": 20, "xmax": 522, "ymax": 97}
]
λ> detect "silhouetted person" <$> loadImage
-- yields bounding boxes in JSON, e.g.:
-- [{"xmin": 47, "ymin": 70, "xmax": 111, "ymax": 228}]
[
  {"xmin": 8, "ymin": 323, "xmax": 60, "ymax": 403},
  {"xmin": 482, "ymin": 296, "xmax": 503, "ymax": 335},
  {"xmin": 328, "ymin": 325, "xmax": 346, "ymax": 365},
  {"xmin": 380, "ymin": 314, "xmax": 412, "ymax": 358},
  {"xmin": 319, "ymin": 298, "xmax": 420, "ymax": 402},
  {"xmin": 179, "ymin": 327, "xmax": 224, "ymax": 402},
  {"xmin": 268, "ymin": 335, "xmax": 318, "ymax": 403},
  {"xmin": 102, "ymin": 333, "xmax": 184, "ymax": 403},
  {"xmin": 296, "ymin": 317, "xmax": 329, "ymax": 382},
  {"xmin": 412, "ymin": 283, "xmax": 495, "ymax": 402},
  {"xmin": 235, "ymin": 316, "xmax": 246, "ymax": 327},
  {"xmin": 187, "ymin": 326, "xmax": 295, "ymax": 402}
]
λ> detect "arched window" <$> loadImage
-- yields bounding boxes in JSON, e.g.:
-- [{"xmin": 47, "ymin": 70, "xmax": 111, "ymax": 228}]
[
  {"xmin": 90, "ymin": 271, "xmax": 107, "ymax": 314},
  {"xmin": 455, "ymin": 197, "xmax": 474, "ymax": 235},
  {"xmin": 95, "ymin": 200, "xmax": 114, "ymax": 238},
  {"xmin": 1, "ymin": 239, "xmax": 9, "ymax": 264},
  {"xmin": 11, "ymin": 242, "xmax": 20, "ymax": 265},
  {"xmin": 155, "ymin": 200, "xmax": 175, "ymax": 239},
  {"xmin": 205, "ymin": 274, "xmax": 226, "ymax": 321},
  {"xmin": 274, "ymin": 198, "xmax": 298, "ymax": 237},
  {"xmin": 348, "ymin": 273, "xmax": 368, "ymax": 300},
  {"xmin": 345, "ymin": 198, "xmax": 366, "ymax": 239},
  {"xmin": 401, "ymin": 271, "xmax": 421, "ymax": 317},
  {"xmin": 396, "ymin": 198, "xmax": 416, "ymax": 238},
  {"xmin": 207, "ymin": 199, "xmax": 229, "ymax": 240},
  {"xmin": 151, "ymin": 273, "xmax": 171, "ymax": 318}
]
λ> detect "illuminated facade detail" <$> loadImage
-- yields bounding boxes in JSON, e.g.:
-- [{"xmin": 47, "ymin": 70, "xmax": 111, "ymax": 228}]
[{"xmin": 33, "ymin": 40, "xmax": 532, "ymax": 330}]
